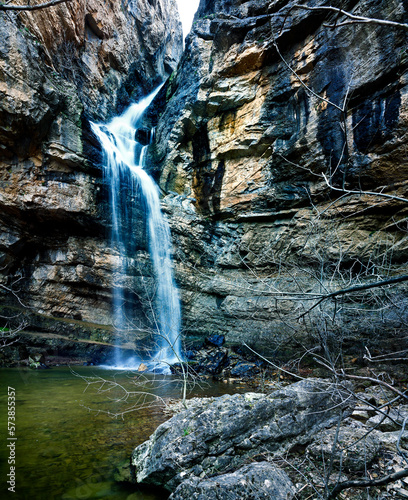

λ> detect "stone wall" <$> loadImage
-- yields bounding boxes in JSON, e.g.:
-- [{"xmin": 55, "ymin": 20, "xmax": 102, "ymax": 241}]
[{"xmin": 149, "ymin": 0, "xmax": 408, "ymax": 354}]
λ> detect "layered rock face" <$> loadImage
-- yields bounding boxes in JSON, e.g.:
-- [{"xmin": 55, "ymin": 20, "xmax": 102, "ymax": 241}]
[
  {"xmin": 0, "ymin": 0, "xmax": 183, "ymax": 358},
  {"xmin": 2, "ymin": 0, "xmax": 408, "ymax": 362},
  {"xmin": 150, "ymin": 0, "xmax": 408, "ymax": 353}
]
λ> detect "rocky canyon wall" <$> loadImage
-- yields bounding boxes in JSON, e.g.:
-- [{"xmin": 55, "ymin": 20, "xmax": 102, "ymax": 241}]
[
  {"xmin": 1, "ymin": 0, "xmax": 408, "ymax": 365},
  {"xmin": 149, "ymin": 0, "xmax": 408, "ymax": 356},
  {"xmin": 0, "ymin": 0, "xmax": 183, "ymax": 363}
]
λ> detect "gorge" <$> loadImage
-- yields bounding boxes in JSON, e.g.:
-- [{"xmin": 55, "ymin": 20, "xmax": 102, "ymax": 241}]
[
  {"xmin": 1, "ymin": 0, "xmax": 408, "ymax": 366},
  {"xmin": 2, "ymin": 0, "xmax": 408, "ymax": 498},
  {"xmin": 0, "ymin": 0, "xmax": 407, "ymax": 372}
]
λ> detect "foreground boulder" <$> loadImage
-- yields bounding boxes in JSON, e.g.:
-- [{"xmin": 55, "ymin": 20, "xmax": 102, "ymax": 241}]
[
  {"xmin": 169, "ymin": 462, "xmax": 295, "ymax": 500},
  {"xmin": 132, "ymin": 378, "xmax": 353, "ymax": 492}
]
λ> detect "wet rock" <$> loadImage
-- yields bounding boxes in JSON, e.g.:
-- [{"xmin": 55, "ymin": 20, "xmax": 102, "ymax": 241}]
[
  {"xmin": 230, "ymin": 361, "xmax": 260, "ymax": 378},
  {"xmin": 185, "ymin": 350, "xmax": 197, "ymax": 360},
  {"xmin": 135, "ymin": 128, "xmax": 152, "ymax": 146},
  {"xmin": 0, "ymin": 331, "xmax": 134, "ymax": 367},
  {"xmin": 205, "ymin": 335, "xmax": 225, "ymax": 347},
  {"xmin": 183, "ymin": 343, "xmax": 263, "ymax": 378},
  {"xmin": 169, "ymin": 462, "xmax": 295, "ymax": 500},
  {"xmin": 196, "ymin": 348, "xmax": 229, "ymax": 375},
  {"xmin": 132, "ymin": 378, "xmax": 353, "ymax": 492},
  {"xmin": 28, "ymin": 352, "xmax": 49, "ymax": 369},
  {"xmin": 114, "ymin": 460, "xmax": 135, "ymax": 483}
]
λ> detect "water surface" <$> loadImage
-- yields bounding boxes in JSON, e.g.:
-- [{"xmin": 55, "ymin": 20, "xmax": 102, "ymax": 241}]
[{"xmin": 0, "ymin": 366, "xmax": 247, "ymax": 499}]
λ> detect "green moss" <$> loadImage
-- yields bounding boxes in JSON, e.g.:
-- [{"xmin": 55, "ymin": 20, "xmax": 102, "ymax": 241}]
[{"xmin": 166, "ymin": 71, "xmax": 177, "ymax": 102}]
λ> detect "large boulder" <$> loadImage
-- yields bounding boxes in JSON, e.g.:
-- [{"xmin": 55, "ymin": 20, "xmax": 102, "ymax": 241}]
[{"xmin": 132, "ymin": 378, "xmax": 354, "ymax": 492}]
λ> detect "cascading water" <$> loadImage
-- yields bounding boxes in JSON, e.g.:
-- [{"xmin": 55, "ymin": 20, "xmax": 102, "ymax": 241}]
[{"xmin": 90, "ymin": 87, "xmax": 182, "ymax": 371}]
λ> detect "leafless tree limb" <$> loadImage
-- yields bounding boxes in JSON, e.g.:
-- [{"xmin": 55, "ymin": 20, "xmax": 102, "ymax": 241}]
[
  {"xmin": 313, "ymin": 358, "xmax": 408, "ymax": 400},
  {"xmin": 288, "ymin": 4, "xmax": 408, "ymax": 32},
  {"xmin": 322, "ymin": 173, "xmax": 408, "ymax": 203},
  {"xmin": 328, "ymin": 467, "xmax": 408, "ymax": 499},
  {"xmin": 243, "ymin": 341, "xmax": 306, "ymax": 381},
  {"xmin": 364, "ymin": 346, "xmax": 408, "ymax": 363},
  {"xmin": 272, "ymin": 40, "xmax": 344, "ymax": 112},
  {"xmin": 299, "ymin": 275, "xmax": 408, "ymax": 319},
  {"xmin": 0, "ymin": 0, "xmax": 70, "ymax": 11}
]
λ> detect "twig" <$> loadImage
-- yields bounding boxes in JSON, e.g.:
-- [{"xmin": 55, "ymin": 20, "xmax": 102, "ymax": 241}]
[
  {"xmin": 243, "ymin": 342, "xmax": 305, "ymax": 381},
  {"xmin": 312, "ymin": 359, "xmax": 408, "ymax": 400},
  {"xmin": 272, "ymin": 40, "xmax": 344, "ymax": 112},
  {"xmin": 322, "ymin": 173, "xmax": 408, "ymax": 203},
  {"xmin": 298, "ymin": 275, "xmax": 408, "ymax": 319}
]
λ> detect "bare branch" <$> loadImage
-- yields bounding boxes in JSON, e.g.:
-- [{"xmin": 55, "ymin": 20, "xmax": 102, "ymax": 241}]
[
  {"xmin": 364, "ymin": 346, "xmax": 408, "ymax": 364},
  {"xmin": 289, "ymin": 4, "xmax": 408, "ymax": 32},
  {"xmin": 272, "ymin": 40, "xmax": 344, "ymax": 112},
  {"xmin": 312, "ymin": 360, "xmax": 408, "ymax": 400},
  {"xmin": 299, "ymin": 274, "xmax": 408, "ymax": 319},
  {"xmin": 0, "ymin": 0, "xmax": 70, "ymax": 11},
  {"xmin": 328, "ymin": 467, "xmax": 408, "ymax": 499},
  {"xmin": 243, "ymin": 342, "xmax": 306, "ymax": 381},
  {"xmin": 322, "ymin": 173, "xmax": 408, "ymax": 204}
]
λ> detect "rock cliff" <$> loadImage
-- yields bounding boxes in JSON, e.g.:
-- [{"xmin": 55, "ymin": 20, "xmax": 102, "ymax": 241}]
[
  {"xmin": 148, "ymin": 0, "xmax": 408, "ymax": 354},
  {"xmin": 0, "ymin": 0, "xmax": 182, "ymax": 362},
  {"xmin": 1, "ymin": 0, "xmax": 408, "ymax": 364}
]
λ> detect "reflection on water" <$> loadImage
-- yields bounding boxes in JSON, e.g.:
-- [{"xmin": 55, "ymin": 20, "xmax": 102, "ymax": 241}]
[{"xmin": 0, "ymin": 367, "xmax": 247, "ymax": 499}]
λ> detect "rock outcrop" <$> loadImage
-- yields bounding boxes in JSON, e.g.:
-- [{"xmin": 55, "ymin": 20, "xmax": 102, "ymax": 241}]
[
  {"xmin": 169, "ymin": 462, "xmax": 296, "ymax": 500},
  {"xmin": 307, "ymin": 424, "xmax": 381, "ymax": 471},
  {"xmin": 128, "ymin": 379, "xmax": 408, "ymax": 498},
  {"xmin": 0, "ymin": 0, "xmax": 183, "ymax": 362},
  {"xmin": 131, "ymin": 378, "xmax": 353, "ymax": 493},
  {"xmin": 147, "ymin": 0, "xmax": 408, "ymax": 353}
]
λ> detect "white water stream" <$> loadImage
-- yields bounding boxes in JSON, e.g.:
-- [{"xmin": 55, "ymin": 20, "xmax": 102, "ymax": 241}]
[{"xmin": 90, "ymin": 87, "xmax": 182, "ymax": 371}]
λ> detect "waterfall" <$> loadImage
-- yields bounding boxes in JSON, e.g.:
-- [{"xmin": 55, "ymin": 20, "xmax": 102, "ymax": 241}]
[{"xmin": 90, "ymin": 87, "xmax": 182, "ymax": 371}]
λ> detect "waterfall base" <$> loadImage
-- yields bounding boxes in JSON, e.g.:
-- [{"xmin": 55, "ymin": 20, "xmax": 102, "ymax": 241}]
[
  {"xmin": 100, "ymin": 360, "xmax": 174, "ymax": 375},
  {"xmin": 100, "ymin": 348, "xmax": 183, "ymax": 375}
]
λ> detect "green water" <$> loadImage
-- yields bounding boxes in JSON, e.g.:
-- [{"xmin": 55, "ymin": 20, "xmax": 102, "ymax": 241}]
[{"xmin": 0, "ymin": 367, "xmax": 246, "ymax": 499}]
